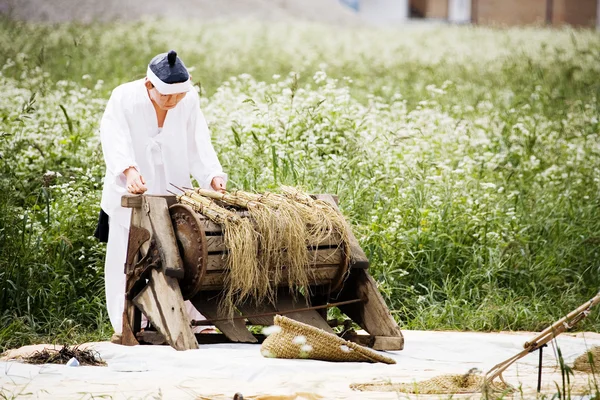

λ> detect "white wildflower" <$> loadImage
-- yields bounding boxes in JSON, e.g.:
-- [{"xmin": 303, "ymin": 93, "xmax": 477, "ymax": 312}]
[
  {"xmin": 292, "ymin": 335, "xmax": 306, "ymax": 345},
  {"xmin": 262, "ymin": 325, "xmax": 282, "ymax": 336}
]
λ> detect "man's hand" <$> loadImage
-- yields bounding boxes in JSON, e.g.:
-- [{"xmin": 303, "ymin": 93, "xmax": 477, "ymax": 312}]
[
  {"xmin": 124, "ymin": 167, "xmax": 147, "ymax": 194},
  {"xmin": 211, "ymin": 176, "xmax": 226, "ymax": 193}
]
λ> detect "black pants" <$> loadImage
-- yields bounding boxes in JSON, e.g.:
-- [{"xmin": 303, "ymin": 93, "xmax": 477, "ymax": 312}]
[{"xmin": 94, "ymin": 209, "xmax": 110, "ymax": 243}]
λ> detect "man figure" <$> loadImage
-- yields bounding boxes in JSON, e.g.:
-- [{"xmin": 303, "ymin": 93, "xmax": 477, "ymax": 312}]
[{"xmin": 99, "ymin": 50, "xmax": 226, "ymax": 335}]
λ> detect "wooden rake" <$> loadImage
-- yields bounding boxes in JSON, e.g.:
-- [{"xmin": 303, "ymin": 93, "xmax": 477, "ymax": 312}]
[{"xmin": 484, "ymin": 291, "xmax": 600, "ymax": 390}]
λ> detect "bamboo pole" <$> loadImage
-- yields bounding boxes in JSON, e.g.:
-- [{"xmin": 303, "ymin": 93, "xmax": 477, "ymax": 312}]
[
  {"xmin": 523, "ymin": 292, "xmax": 600, "ymax": 349},
  {"xmin": 484, "ymin": 291, "xmax": 600, "ymax": 388}
]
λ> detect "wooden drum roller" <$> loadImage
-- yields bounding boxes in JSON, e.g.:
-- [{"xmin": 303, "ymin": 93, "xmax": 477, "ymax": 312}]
[
  {"xmin": 118, "ymin": 194, "xmax": 404, "ymax": 352},
  {"xmin": 169, "ymin": 203, "xmax": 350, "ymax": 299}
]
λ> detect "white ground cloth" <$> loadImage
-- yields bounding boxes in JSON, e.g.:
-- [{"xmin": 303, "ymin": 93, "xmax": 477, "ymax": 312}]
[{"xmin": 2, "ymin": 330, "xmax": 600, "ymax": 399}]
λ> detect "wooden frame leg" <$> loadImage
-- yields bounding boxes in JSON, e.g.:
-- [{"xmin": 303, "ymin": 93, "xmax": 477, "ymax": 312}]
[
  {"xmin": 133, "ymin": 268, "xmax": 197, "ymax": 350},
  {"xmin": 190, "ymin": 291, "xmax": 257, "ymax": 343},
  {"xmin": 338, "ymin": 269, "xmax": 404, "ymax": 350}
]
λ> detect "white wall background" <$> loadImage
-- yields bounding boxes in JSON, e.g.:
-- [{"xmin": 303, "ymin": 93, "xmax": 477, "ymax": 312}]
[
  {"xmin": 448, "ymin": 0, "xmax": 471, "ymax": 23},
  {"xmin": 359, "ymin": 0, "xmax": 409, "ymax": 23}
]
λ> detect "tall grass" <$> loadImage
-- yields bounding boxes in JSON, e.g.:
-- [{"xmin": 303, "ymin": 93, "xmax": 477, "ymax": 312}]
[{"xmin": 0, "ymin": 16, "xmax": 599, "ymax": 350}]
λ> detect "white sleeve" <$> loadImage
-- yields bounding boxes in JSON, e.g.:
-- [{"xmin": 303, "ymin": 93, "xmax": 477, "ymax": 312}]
[
  {"xmin": 100, "ymin": 88, "xmax": 138, "ymax": 181},
  {"xmin": 187, "ymin": 92, "xmax": 227, "ymax": 189}
]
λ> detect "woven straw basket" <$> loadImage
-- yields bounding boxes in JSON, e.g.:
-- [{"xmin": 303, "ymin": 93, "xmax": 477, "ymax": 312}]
[{"xmin": 260, "ymin": 315, "xmax": 396, "ymax": 364}]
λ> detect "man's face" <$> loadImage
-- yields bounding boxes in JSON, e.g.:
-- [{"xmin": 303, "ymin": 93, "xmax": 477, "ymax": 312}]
[{"xmin": 145, "ymin": 80, "xmax": 187, "ymax": 110}]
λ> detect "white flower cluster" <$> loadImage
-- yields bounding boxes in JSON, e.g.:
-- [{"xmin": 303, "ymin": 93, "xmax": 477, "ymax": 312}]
[{"xmin": 1, "ymin": 22, "xmax": 597, "ymax": 315}]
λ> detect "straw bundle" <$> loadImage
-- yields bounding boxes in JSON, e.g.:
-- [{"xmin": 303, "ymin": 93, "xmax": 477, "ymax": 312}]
[
  {"xmin": 261, "ymin": 315, "xmax": 396, "ymax": 364},
  {"xmin": 573, "ymin": 346, "xmax": 600, "ymax": 373},
  {"xmin": 280, "ymin": 186, "xmax": 350, "ymax": 269},
  {"xmin": 234, "ymin": 188, "xmax": 350, "ymax": 265},
  {"xmin": 230, "ymin": 189, "xmax": 312, "ymax": 292},
  {"xmin": 176, "ymin": 191, "xmax": 260, "ymax": 312},
  {"xmin": 22, "ymin": 345, "xmax": 105, "ymax": 366},
  {"xmin": 192, "ymin": 188, "xmax": 311, "ymax": 300}
]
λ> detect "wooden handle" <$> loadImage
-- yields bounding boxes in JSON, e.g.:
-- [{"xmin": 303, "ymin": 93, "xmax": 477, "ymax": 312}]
[{"xmin": 524, "ymin": 292, "xmax": 600, "ymax": 349}]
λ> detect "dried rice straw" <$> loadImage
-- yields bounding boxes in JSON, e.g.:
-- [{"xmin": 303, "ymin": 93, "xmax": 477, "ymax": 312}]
[
  {"xmin": 193, "ymin": 189, "xmax": 311, "ymax": 301},
  {"xmin": 573, "ymin": 346, "xmax": 600, "ymax": 373},
  {"xmin": 234, "ymin": 187, "xmax": 351, "ymax": 293},
  {"xmin": 175, "ymin": 189, "xmax": 260, "ymax": 313},
  {"xmin": 22, "ymin": 345, "xmax": 106, "ymax": 366},
  {"xmin": 350, "ymin": 370, "xmax": 509, "ymax": 395},
  {"xmin": 230, "ymin": 189, "xmax": 313, "ymax": 294},
  {"xmin": 280, "ymin": 186, "xmax": 350, "ymax": 270}
]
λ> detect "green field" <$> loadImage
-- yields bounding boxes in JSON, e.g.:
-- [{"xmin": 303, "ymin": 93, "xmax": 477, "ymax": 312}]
[{"xmin": 1, "ymin": 17, "xmax": 599, "ymax": 351}]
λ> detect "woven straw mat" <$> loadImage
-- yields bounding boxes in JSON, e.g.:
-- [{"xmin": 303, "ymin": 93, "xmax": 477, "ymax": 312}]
[
  {"xmin": 351, "ymin": 373, "xmax": 509, "ymax": 395},
  {"xmin": 260, "ymin": 315, "xmax": 395, "ymax": 364},
  {"xmin": 573, "ymin": 346, "xmax": 600, "ymax": 372}
]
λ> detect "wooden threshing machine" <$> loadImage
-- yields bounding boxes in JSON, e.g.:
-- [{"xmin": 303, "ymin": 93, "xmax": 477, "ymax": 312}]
[{"xmin": 116, "ymin": 193, "xmax": 404, "ymax": 351}]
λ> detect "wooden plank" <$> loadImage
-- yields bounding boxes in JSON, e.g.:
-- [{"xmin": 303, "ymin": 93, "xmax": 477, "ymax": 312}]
[
  {"xmin": 308, "ymin": 232, "xmax": 344, "ymax": 248},
  {"xmin": 195, "ymin": 333, "xmax": 267, "ymax": 345},
  {"xmin": 196, "ymin": 213, "xmax": 250, "ymax": 234},
  {"xmin": 121, "ymin": 207, "xmax": 144, "ymax": 346},
  {"xmin": 122, "ymin": 194, "xmax": 177, "ymax": 209},
  {"xmin": 206, "ymin": 235, "xmax": 227, "ymax": 252},
  {"xmin": 199, "ymin": 266, "xmax": 340, "ymax": 291},
  {"xmin": 314, "ymin": 194, "xmax": 369, "ymax": 269},
  {"xmin": 133, "ymin": 268, "xmax": 198, "ymax": 350},
  {"xmin": 315, "ymin": 193, "xmax": 339, "ymax": 205},
  {"xmin": 124, "ymin": 225, "xmax": 151, "ymax": 273},
  {"xmin": 120, "ymin": 310, "xmax": 138, "ymax": 346},
  {"xmin": 136, "ymin": 330, "xmax": 167, "ymax": 345},
  {"xmin": 206, "ymin": 248, "xmax": 344, "ymax": 271},
  {"xmin": 205, "ymin": 233, "xmax": 344, "ymax": 253},
  {"xmin": 372, "ymin": 336, "xmax": 404, "ymax": 351},
  {"xmin": 190, "ymin": 291, "xmax": 258, "ymax": 343},
  {"xmin": 305, "ymin": 248, "xmax": 344, "ymax": 266},
  {"xmin": 206, "ymin": 254, "xmax": 227, "ymax": 270},
  {"xmin": 275, "ymin": 291, "xmax": 335, "ymax": 333},
  {"xmin": 144, "ymin": 196, "xmax": 185, "ymax": 279},
  {"xmin": 139, "ymin": 207, "xmax": 152, "ymax": 255},
  {"xmin": 122, "ymin": 194, "xmax": 143, "ymax": 209},
  {"xmin": 337, "ymin": 269, "xmax": 404, "ymax": 350},
  {"xmin": 199, "ymin": 219, "xmax": 223, "ymax": 234},
  {"xmin": 342, "ymin": 333, "xmax": 373, "ymax": 347},
  {"xmin": 344, "ymin": 333, "xmax": 404, "ymax": 351}
]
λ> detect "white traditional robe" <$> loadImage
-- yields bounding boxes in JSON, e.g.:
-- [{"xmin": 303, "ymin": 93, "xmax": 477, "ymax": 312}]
[{"xmin": 100, "ymin": 79, "xmax": 226, "ymax": 333}]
